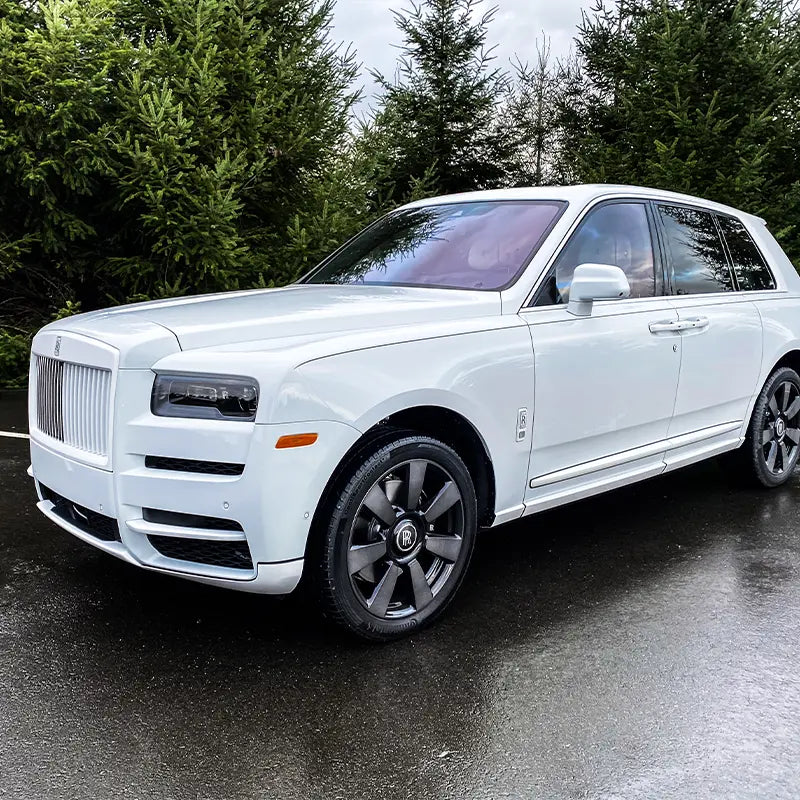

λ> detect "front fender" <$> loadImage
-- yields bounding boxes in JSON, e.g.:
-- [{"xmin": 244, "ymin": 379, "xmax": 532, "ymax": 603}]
[{"xmin": 273, "ymin": 327, "xmax": 536, "ymax": 523}]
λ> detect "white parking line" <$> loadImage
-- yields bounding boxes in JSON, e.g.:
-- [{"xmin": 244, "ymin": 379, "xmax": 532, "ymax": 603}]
[{"xmin": 0, "ymin": 431, "xmax": 29, "ymax": 439}]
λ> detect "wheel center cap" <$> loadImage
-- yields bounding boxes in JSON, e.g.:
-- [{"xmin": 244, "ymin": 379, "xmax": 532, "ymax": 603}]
[
  {"xmin": 393, "ymin": 520, "xmax": 419, "ymax": 554},
  {"xmin": 776, "ymin": 418, "xmax": 787, "ymax": 439}
]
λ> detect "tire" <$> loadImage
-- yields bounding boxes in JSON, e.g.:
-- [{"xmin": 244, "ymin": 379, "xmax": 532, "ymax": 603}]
[
  {"xmin": 313, "ymin": 434, "xmax": 478, "ymax": 642},
  {"xmin": 738, "ymin": 366, "xmax": 800, "ymax": 488}
]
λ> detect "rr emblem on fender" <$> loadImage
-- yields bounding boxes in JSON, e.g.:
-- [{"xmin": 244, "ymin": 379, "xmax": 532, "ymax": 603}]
[{"xmin": 516, "ymin": 408, "xmax": 528, "ymax": 442}]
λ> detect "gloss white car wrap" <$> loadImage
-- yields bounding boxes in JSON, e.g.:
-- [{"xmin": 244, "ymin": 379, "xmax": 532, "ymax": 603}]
[{"xmin": 27, "ymin": 184, "xmax": 800, "ymax": 599}]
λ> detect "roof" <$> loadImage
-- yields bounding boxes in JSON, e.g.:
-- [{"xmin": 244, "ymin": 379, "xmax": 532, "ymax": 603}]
[{"xmin": 402, "ymin": 184, "xmax": 766, "ymax": 225}]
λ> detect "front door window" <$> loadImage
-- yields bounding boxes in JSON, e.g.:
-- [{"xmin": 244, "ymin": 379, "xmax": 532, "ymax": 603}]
[{"xmin": 533, "ymin": 202, "xmax": 657, "ymax": 306}]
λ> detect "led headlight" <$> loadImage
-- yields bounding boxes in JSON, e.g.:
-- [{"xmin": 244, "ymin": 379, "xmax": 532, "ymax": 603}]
[{"xmin": 151, "ymin": 374, "xmax": 259, "ymax": 421}]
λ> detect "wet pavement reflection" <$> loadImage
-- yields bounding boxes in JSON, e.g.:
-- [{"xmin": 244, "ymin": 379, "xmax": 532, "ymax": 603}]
[{"xmin": 2, "ymin": 391, "xmax": 799, "ymax": 799}]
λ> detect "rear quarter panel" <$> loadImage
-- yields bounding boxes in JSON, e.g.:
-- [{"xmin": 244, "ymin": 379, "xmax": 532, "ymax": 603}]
[{"xmin": 755, "ymin": 295, "xmax": 800, "ymax": 384}]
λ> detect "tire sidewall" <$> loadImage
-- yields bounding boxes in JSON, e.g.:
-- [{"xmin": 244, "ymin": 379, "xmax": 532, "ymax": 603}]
[{"xmin": 321, "ymin": 435, "xmax": 478, "ymax": 641}]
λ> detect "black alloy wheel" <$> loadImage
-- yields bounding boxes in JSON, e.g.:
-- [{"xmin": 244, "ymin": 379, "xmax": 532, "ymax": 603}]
[
  {"xmin": 741, "ymin": 366, "xmax": 800, "ymax": 487},
  {"xmin": 315, "ymin": 434, "xmax": 477, "ymax": 641},
  {"xmin": 761, "ymin": 378, "xmax": 800, "ymax": 477}
]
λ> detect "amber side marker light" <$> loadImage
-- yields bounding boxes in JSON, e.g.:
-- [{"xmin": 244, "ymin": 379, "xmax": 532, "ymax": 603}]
[{"xmin": 275, "ymin": 433, "xmax": 318, "ymax": 449}]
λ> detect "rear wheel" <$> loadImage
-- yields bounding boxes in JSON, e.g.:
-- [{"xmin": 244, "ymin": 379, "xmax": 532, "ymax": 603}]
[
  {"xmin": 314, "ymin": 434, "xmax": 477, "ymax": 641},
  {"xmin": 739, "ymin": 366, "xmax": 800, "ymax": 487}
]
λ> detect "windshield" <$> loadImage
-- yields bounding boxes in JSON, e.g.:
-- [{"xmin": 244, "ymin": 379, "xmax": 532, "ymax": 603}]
[{"xmin": 303, "ymin": 200, "xmax": 567, "ymax": 290}]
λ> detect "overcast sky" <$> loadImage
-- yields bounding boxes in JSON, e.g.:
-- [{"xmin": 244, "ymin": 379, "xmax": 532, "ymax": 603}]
[{"xmin": 332, "ymin": 0, "xmax": 588, "ymax": 109}]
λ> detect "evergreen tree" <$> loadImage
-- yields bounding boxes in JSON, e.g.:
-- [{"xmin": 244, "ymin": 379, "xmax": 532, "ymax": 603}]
[
  {"xmin": 502, "ymin": 40, "xmax": 562, "ymax": 186},
  {"xmin": 557, "ymin": 0, "xmax": 800, "ymax": 258},
  {"xmin": 109, "ymin": 0, "xmax": 359, "ymax": 295},
  {"xmin": 0, "ymin": 0, "xmax": 359, "ymax": 385},
  {"xmin": 367, "ymin": 0, "xmax": 512, "ymax": 207},
  {"xmin": 0, "ymin": 0, "xmax": 132, "ymax": 384}
]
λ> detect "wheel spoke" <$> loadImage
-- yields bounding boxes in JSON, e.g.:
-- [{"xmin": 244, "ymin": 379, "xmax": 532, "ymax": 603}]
[
  {"xmin": 367, "ymin": 563, "xmax": 402, "ymax": 618},
  {"xmin": 769, "ymin": 395, "xmax": 780, "ymax": 418},
  {"xmin": 424, "ymin": 534, "xmax": 463, "ymax": 562},
  {"xmin": 786, "ymin": 427, "xmax": 800, "ymax": 445},
  {"xmin": 762, "ymin": 427, "xmax": 775, "ymax": 445},
  {"xmin": 766, "ymin": 441, "xmax": 778, "ymax": 471},
  {"xmin": 781, "ymin": 442, "xmax": 790, "ymax": 472},
  {"xmin": 786, "ymin": 397, "xmax": 800, "ymax": 421},
  {"xmin": 407, "ymin": 558, "xmax": 433, "ymax": 611},
  {"xmin": 407, "ymin": 460, "xmax": 427, "ymax": 511},
  {"xmin": 348, "ymin": 541, "xmax": 388, "ymax": 576},
  {"xmin": 423, "ymin": 481, "xmax": 461, "ymax": 523},
  {"xmin": 384, "ymin": 478, "xmax": 403, "ymax": 505},
  {"xmin": 363, "ymin": 484, "xmax": 397, "ymax": 527},
  {"xmin": 783, "ymin": 382, "xmax": 792, "ymax": 412}
]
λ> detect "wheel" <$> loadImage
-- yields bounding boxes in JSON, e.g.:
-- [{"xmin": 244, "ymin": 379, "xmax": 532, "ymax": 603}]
[
  {"xmin": 314, "ymin": 434, "xmax": 477, "ymax": 641},
  {"xmin": 740, "ymin": 366, "xmax": 800, "ymax": 487}
]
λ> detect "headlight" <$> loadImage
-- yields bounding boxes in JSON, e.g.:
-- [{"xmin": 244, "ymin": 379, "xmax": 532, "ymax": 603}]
[{"xmin": 151, "ymin": 374, "xmax": 259, "ymax": 421}]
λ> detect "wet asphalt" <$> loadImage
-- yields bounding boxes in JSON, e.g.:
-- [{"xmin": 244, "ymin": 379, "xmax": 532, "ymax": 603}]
[{"xmin": 2, "ymin": 390, "xmax": 800, "ymax": 799}]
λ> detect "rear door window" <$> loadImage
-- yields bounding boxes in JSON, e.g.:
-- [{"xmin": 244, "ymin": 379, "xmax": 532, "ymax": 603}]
[
  {"xmin": 657, "ymin": 205, "xmax": 735, "ymax": 295},
  {"xmin": 717, "ymin": 215, "xmax": 776, "ymax": 291}
]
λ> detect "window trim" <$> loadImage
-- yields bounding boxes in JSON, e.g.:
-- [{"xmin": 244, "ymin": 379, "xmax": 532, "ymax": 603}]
[
  {"xmin": 297, "ymin": 198, "xmax": 570, "ymax": 293},
  {"xmin": 714, "ymin": 210, "xmax": 777, "ymax": 293},
  {"xmin": 524, "ymin": 197, "xmax": 665, "ymax": 309},
  {"xmin": 712, "ymin": 212, "xmax": 740, "ymax": 291},
  {"xmin": 653, "ymin": 200, "xmax": 739, "ymax": 298}
]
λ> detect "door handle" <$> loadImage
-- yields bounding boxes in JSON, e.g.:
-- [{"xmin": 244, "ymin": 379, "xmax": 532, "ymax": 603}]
[
  {"xmin": 649, "ymin": 317, "xmax": 710, "ymax": 334},
  {"xmin": 683, "ymin": 316, "xmax": 710, "ymax": 330},
  {"xmin": 649, "ymin": 319, "xmax": 683, "ymax": 333}
]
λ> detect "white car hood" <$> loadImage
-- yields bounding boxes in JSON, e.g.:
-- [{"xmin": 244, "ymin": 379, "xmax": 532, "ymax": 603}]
[{"xmin": 47, "ymin": 285, "xmax": 501, "ymax": 367}]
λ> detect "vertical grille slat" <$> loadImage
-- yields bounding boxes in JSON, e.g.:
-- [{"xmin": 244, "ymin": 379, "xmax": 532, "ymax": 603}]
[{"xmin": 35, "ymin": 355, "xmax": 111, "ymax": 457}]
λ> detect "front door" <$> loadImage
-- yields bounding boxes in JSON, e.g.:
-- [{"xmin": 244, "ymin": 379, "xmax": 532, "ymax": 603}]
[{"xmin": 522, "ymin": 200, "xmax": 682, "ymax": 506}]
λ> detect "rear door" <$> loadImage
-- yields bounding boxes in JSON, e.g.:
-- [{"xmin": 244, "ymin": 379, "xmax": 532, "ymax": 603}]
[{"xmin": 654, "ymin": 203, "xmax": 762, "ymax": 458}]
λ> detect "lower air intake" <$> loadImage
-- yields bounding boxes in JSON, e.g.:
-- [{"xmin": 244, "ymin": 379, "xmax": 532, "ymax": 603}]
[
  {"xmin": 144, "ymin": 456, "xmax": 245, "ymax": 476},
  {"xmin": 147, "ymin": 536, "xmax": 254, "ymax": 570},
  {"xmin": 39, "ymin": 484, "xmax": 120, "ymax": 542}
]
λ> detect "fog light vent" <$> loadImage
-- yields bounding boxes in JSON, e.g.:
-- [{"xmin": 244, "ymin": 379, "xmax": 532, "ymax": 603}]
[{"xmin": 147, "ymin": 536, "xmax": 253, "ymax": 570}]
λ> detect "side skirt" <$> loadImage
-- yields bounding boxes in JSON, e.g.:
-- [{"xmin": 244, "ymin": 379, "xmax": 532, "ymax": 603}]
[{"xmin": 516, "ymin": 421, "xmax": 743, "ymax": 519}]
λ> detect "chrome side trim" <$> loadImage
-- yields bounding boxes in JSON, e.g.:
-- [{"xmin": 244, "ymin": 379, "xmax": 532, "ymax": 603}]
[
  {"xmin": 528, "ymin": 420, "xmax": 742, "ymax": 489},
  {"xmin": 126, "ymin": 518, "xmax": 247, "ymax": 542}
]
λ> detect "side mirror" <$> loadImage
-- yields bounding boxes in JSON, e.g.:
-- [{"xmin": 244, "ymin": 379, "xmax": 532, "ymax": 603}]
[{"xmin": 567, "ymin": 263, "xmax": 630, "ymax": 317}]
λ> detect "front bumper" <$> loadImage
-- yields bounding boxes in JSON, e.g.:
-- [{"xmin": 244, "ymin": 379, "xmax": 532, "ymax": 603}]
[
  {"xmin": 29, "ymin": 437, "xmax": 304, "ymax": 593},
  {"xmin": 30, "ymin": 410, "xmax": 361, "ymax": 595},
  {"xmin": 28, "ymin": 330, "xmax": 362, "ymax": 594},
  {"xmin": 31, "ymin": 464, "xmax": 302, "ymax": 592}
]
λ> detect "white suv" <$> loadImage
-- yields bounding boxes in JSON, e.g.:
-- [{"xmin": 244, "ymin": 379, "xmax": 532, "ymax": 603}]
[{"xmin": 28, "ymin": 185, "xmax": 800, "ymax": 640}]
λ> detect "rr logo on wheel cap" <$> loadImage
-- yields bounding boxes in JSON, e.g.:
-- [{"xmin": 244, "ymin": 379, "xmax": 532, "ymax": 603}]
[{"xmin": 394, "ymin": 521, "xmax": 418, "ymax": 553}]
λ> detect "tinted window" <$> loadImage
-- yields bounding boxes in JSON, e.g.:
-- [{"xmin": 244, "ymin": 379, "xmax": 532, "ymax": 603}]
[
  {"xmin": 658, "ymin": 205, "xmax": 734, "ymax": 295},
  {"xmin": 717, "ymin": 215, "xmax": 775, "ymax": 291},
  {"xmin": 304, "ymin": 201, "xmax": 566, "ymax": 291},
  {"xmin": 534, "ymin": 202, "xmax": 656, "ymax": 306}
]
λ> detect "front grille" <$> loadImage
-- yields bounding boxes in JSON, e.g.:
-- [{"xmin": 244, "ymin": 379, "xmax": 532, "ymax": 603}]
[
  {"xmin": 39, "ymin": 484, "xmax": 120, "ymax": 542},
  {"xmin": 144, "ymin": 456, "xmax": 244, "ymax": 476},
  {"xmin": 35, "ymin": 355, "xmax": 112, "ymax": 456},
  {"xmin": 147, "ymin": 536, "xmax": 253, "ymax": 570}
]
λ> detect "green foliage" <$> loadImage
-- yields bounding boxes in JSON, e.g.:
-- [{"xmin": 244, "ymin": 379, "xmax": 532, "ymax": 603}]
[
  {"xmin": 4, "ymin": 0, "xmax": 800, "ymax": 387},
  {"xmin": 366, "ymin": 0, "xmax": 514, "ymax": 207},
  {"xmin": 0, "ymin": 330, "xmax": 32, "ymax": 389},
  {"xmin": 0, "ymin": 0, "xmax": 358, "ymax": 339},
  {"xmin": 556, "ymin": 0, "xmax": 800, "ymax": 258},
  {"xmin": 501, "ymin": 42, "xmax": 564, "ymax": 186}
]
